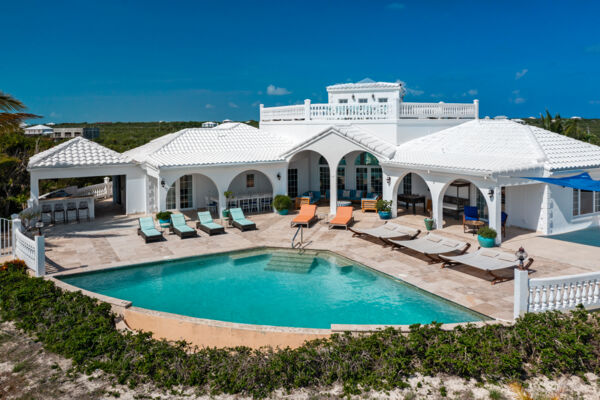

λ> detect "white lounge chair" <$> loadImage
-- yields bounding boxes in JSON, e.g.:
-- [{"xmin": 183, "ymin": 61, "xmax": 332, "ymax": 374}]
[
  {"xmin": 382, "ymin": 233, "xmax": 470, "ymax": 264},
  {"xmin": 349, "ymin": 222, "xmax": 420, "ymax": 243},
  {"xmin": 441, "ymin": 248, "xmax": 534, "ymax": 285}
]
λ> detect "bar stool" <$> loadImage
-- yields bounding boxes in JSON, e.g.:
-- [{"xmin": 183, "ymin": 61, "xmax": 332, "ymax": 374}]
[
  {"xmin": 240, "ymin": 197, "xmax": 250, "ymax": 213},
  {"xmin": 78, "ymin": 201, "xmax": 90, "ymax": 221},
  {"xmin": 53, "ymin": 203, "xmax": 65, "ymax": 224},
  {"xmin": 261, "ymin": 195, "xmax": 272, "ymax": 212},
  {"xmin": 41, "ymin": 204, "xmax": 53, "ymax": 224},
  {"xmin": 66, "ymin": 202, "xmax": 78, "ymax": 223},
  {"xmin": 249, "ymin": 195, "xmax": 260, "ymax": 213}
]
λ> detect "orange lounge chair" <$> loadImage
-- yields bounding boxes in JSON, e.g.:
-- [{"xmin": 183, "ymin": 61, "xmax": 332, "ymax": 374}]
[
  {"xmin": 329, "ymin": 206, "xmax": 354, "ymax": 230},
  {"xmin": 291, "ymin": 204, "xmax": 317, "ymax": 228}
]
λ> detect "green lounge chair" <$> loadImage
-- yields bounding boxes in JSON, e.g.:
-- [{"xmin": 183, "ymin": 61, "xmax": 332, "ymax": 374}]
[
  {"xmin": 230, "ymin": 207, "xmax": 256, "ymax": 231},
  {"xmin": 196, "ymin": 211, "xmax": 225, "ymax": 235},
  {"xmin": 171, "ymin": 213, "xmax": 197, "ymax": 238},
  {"xmin": 138, "ymin": 217, "xmax": 163, "ymax": 243}
]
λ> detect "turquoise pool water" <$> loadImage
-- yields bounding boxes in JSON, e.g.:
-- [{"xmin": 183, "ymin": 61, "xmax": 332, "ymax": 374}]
[
  {"xmin": 547, "ymin": 227, "xmax": 600, "ymax": 247},
  {"xmin": 60, "ymin": 249, "xmax": 486, "ymax": 328}
]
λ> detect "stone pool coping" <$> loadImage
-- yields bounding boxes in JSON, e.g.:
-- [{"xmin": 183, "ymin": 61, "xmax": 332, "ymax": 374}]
[{"xmin": 47, "ymin": 246, "xmax": 508, "ymax": 349}]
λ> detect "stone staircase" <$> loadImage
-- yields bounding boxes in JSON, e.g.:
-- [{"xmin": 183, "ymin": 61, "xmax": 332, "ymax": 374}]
[{"xmin": 264, "ymin": 250, "xmax": 316, "ymax": 274}]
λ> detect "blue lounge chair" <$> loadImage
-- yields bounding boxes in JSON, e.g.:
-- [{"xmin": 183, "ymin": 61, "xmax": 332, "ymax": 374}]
[
  {"xmin": 138, "ymin": 217, "xmax": 163, "ymax": 243},
  {"xmin": 501, "ymin": 211, "xmax": 508, "ymax": 237},
  {"xmin": 171, "ymin": 213, "xmax": 197, "ymax": 238},
  {"xmin": 463, "ymin": 206, "xmax": 479, "ymax": 233},
  {"xmin": 197, "ymin": 211, "xmax": 225, "ymax": 235},
  {"xmin": 230, "ymin": 207, "xmax": 256, "ymax": 231}
]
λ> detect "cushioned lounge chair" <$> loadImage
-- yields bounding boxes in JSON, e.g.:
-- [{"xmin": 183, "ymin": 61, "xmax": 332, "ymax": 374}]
[
  {"xmin": 349, "ymin": 222, "xmax": 420, "ymax": 243},
  {"xmin": 382, "ymin": 233, "xmax": 470, "ymax": 264},
  {"xmin": 328, "ymin": 206, "xmax": 354, "ymax": 230},
  {"xmin": 171, "ymin": 213, "xmax": 197, "ymax": 238},
  {"xmin": 196, "ymin": 211, "xmax": 225, "ymax": 235},
  {"xmin": 230, "ymin": 207, "xmax": 256, "ymax": 231},
  {"xmin": 441, "ymin": 248, "xmax": 534, "ymax": 285},
  {"xmin": 291, "ymin": 204, "xmax": 317, "ymax": 228},
  {"xmin": 462, "ymin": 206, "xmax": 479, "ymax": 233},
  {"xmin": 137, "ymin": 217, "xmax": 163, "ymax": 243}
]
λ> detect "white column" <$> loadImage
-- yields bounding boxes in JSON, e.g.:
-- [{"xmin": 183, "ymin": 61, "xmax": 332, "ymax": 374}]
[
  {"xmin": 329, "ymin": 168, "xmax": 338, "ymax": 215},
  {"xmin": 11, "ymin": 216, "xmax": 21, "ymax": 256},
  {"xmin": 304, "ymin": 99, "xmax": 311, "ymax": 120},
  {"xmin": 513, "ymin": 269, "xmax": 530, "ymax": 319},
  {"xmin": 488, "ymin": 185, "xmax": 502, "ymax": 244},
  {"xmin": 474, "ymin": 99, "xmax": 479, "ymax": 120},
  {"xmin": 29, "ymin": 174, "xmax": 40, "ymax": 206},
  {"xmin": 157, "ymin": 176, "xmax": 168, "ymax": 212},
  {"xmin": 383, "ymin": 173, "xmax": 399, "ymax": 217},
  {"xmin": 430, "ymin": 183, "xmax": 445, "ymax": 230},
  {"xmin": 34, "ymin": 235, "xmax": 45, "ymax": 277}
]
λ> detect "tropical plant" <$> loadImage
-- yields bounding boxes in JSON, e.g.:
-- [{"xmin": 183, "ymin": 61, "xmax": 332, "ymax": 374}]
[
  {"xmin": 376, "ymin": 199, "xmax": 392, "ymax": 212},
  {"xmin": 273, "ymin": 194, "xmax": 291, "ymax": 211},
  {"xmin": 0, "ymin": 91, "xmax": 40, "ymax": 134},
  {"xmin": 155, "ymin": 211, "xmax": 172, "ymax": 221},
  {"xmin": 478, "ymin": 226, "xmax": 497, "ymax": 239}
]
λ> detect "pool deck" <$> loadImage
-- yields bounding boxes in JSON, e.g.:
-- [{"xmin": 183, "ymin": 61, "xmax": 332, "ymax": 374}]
[{"xmin": 41, "ymin": 205, "xmax": 600, "ymax": 325}]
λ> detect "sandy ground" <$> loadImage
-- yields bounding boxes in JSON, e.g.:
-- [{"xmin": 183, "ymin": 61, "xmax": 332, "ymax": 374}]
[{"xmin": 1, "ymin": 321, "xmax": 599, "ymax": 400}]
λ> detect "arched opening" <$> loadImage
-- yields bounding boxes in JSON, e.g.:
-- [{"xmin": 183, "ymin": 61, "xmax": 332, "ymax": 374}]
[
  {"xmin": 226, "ymin": 169, "xmax": 274, "ymax": 214},
  {"xmin": 287, "ymin": 150, "xmax": 329, "ymax": 203},
  {"xmin": 396, "ymin": 172, "xmax": 432, "ymax": 216},
  {"xmin": 165, "ymin": 173, "xmax": 219, "ymax": 215},
  {"xmin": 333, "ymin": 151, "xmax": 382, "ymax": 197},
  {"xmin": 438, "ymin": 179, "xmax": 500, "ymax": 232}
]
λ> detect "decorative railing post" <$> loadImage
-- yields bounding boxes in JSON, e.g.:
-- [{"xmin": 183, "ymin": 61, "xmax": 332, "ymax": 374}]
[
  {"xmin": 304, "ymin": 99, "xmax": 311, "ymax": 120},
  {"xmin": 11, "ymin": 215, "xmax": 21, "ymax": 256},
  {"xmin": 34, "ymin": 234, "xmax": 45, "ymax": 277},
  {"xmin": 474, "ymin": 99, "xmax": 479, "ymax": 120},
  {"xmin": 513, "ymin": 268, "xmax": 530, "ymax": 319}
]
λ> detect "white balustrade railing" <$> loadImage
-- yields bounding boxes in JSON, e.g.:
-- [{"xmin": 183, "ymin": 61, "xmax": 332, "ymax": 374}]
[
  {"xmin": 76, "ymin": 180, "xmax": 112, "ymax": 199},
  {"xmin": 260, "ymin": 100, "xmax": 478, "ymax": 122},
  {"xmin": 12, "ymin": 218, "xmax": 45, "ymax": 276},
  {"xmin": 514, "ymin": 269, "xmax": 600, "ymax": 319},
  {"xmin": 0, "ymin": 217, "xmax": 12, "ymax": 257}
]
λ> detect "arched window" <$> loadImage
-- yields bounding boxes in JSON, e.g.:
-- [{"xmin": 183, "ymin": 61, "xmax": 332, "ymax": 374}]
[
  {"xmin": 319, "ymin": 156, "xmax": 327, "ymax": 165},
  {"xmin": 354, "ymin": 152, "xmax": 379, "ymax": 166}
]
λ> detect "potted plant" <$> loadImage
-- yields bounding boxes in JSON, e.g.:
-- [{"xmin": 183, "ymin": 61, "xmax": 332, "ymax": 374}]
[
  {"xmin": 222, "ymin": 191, "xmax": 234, "ymax": 218},
  {"xmin": 273, "ymin": 194, "xmax": 291, "ymax": 215},
  {"xmin": 376, "ymin": 199, "xmax": 392, "ymax": 220},
  {"xmin": 424, "ymin": 217, "xmax": 435, "ymax": 231},
  {"xmin": 155, "ymin": 211, "xmax": 172, "ymax": 225},
  {"xmin": 477, "ymin": 226, "xmax": 497, "ymax": 248}
]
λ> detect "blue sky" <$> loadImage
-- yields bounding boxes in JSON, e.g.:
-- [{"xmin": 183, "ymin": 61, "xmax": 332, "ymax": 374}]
[{"xmin": 3, "ymin": 0, "xmax": 600, "ymax": 122}]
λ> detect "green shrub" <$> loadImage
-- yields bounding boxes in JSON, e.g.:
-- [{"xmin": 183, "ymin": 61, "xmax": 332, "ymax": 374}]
[
  {"xmin": 273, "ymin": 195, "xmax": 291, "ymax": 211},
  {"xmin": 376, "ymin": 199, "xmax": 392, "ymax": 212},
  {"xmin": 478, "ymin": 226, "xmax": 497, "ymax": 239},
  {"xmin": 155, "ymin": 211, "xmax": 172, "ymax": 221},
  {"xmin": 0, "ymin": 269, "xmax": 599, "ymax": 398}
]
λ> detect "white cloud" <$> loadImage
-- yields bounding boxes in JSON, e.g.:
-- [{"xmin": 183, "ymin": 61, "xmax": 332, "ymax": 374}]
[
  {"xmin": 386, "ymin": 2, "xmax": 405, "ymax": 10},
  {"xmin": 49, "ymin": 111, "xmax": 60, "ymax": 118},
  {"xmin": 205, "ymin": 104, "xmax": 215, "ymax": 109},
  {"xmin": 228, "ymin": 102, "xmax": 239, "ymax": 108},
  {"xmin": 267, "ymin": 84, "xmax": 291, "ymax": 96},
  {"xmin": 467, "ymin": 89, "xmax": 478, "ymax": 96},
  {"xmin": 430, "ymin": 93, "xmax": 444, "ymax": 98},
  {"xmin": 251, "ymin": 101, "xmax": 261, "ymax": 107},
  {"xmin": 514, "ymin": 97, "xmax": 526, "ymax": 104},
  {"xmin": 515, "ymin": 68, "xmax": 528, "ymax": 80},
  {"xmin": 397, "ymin": 80, "xmax": 425, "ymax": 96},
  {"xmin": 510, "ymin": 90, "xmax": 526, "ymax": 104}
]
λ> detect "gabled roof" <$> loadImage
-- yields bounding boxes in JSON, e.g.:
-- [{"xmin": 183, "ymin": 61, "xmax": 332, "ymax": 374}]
[
  {"xmin": 327, "ymin": 78, "xmax": 402, "ymax": 91},
  {"xmin": 387, "ymin": 119, "xmax": 600, "ymax": 175},
  {"xmin": 24, "ymin": 124, "xmax": 53, "ymax": 130},
  {"xmin": 282, "ymin": 125, "xmax": 396, "ymax": 160},
  {"xmin": 28, "ymin": 137, "xmax": 131, "ymax": 169},
  {"xmin": 124, "ymin": 123, "xmax": 293, "ymax": 168}
]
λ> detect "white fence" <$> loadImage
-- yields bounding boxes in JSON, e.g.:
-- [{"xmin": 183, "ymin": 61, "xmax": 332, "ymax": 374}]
[
  {"xmin": 514, "ymin": 269, "xmax": 600, "ymax": 319},
  {"xmin": 76, "ymin": 178, "xmax": 112, "ymax": 199},
  {"xmin": 0, "ymin": 217, "xmax": 12, "ymax": 257},
  {"xmin": 260, "ymin": 100, "xmax": 478, "ymax": 122},
  {"xmin": 11, "ymin": 218, "xmax": 45, "ymax": 276}
]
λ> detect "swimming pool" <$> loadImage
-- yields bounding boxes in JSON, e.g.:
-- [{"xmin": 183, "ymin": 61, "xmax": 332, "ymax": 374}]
[
  {"xmin": 547, "ymin": 227, "xmax": 600, "ymax": 247},
  {"xmin": 60, "ymin": 248, "xmax": 487, "ymax": 329}
]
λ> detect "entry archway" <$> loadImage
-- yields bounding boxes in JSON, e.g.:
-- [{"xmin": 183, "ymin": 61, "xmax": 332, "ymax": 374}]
[
  {"xmin": 226, "ymin": 169, "xmax": 275, "ymax": 214},
  {"xmin": 392, "ymin": 171, "xmax": 434, "ymax": 216}
]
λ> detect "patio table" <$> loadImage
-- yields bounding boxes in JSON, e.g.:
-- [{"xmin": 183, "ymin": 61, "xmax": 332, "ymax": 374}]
[{"xmin": 397, "ymin": 194, "xmax": 425, "ymax": 215}]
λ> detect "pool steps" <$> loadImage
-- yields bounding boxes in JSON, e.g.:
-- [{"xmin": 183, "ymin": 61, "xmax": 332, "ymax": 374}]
[{"xmin": 265, "ymin": 251, "xmax": 316, "ymax": 273}]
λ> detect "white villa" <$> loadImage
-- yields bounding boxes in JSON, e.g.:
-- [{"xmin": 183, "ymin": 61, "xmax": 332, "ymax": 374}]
[{"xmin": 27, "ymin": 80, "xmax": 600, "ymax": 244}]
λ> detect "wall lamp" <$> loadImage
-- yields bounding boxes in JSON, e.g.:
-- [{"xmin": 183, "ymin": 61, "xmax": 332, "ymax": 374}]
[
  {"xmin": 161, "ymin": 179, "xmax": 166, "ymax": 188},
  {"xmin": 488, "ymin": 188, "xmax": 494, "ymax": 199},
  {"xmin": 386, "ymin": 176, "xmax": 391, "ymax": 186},
  {"xmin": 277, "ymin": 172, "xmax": 281, "ymax": 180}
]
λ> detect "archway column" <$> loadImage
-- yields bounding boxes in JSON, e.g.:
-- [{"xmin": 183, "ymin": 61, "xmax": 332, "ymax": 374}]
[
  {"xmin": 487, "ymin": 185, "xmax": 503, "ymax": 244},
  {"xmin": 429, "ymin": 181, "xmax": 448, "ymax": 230},
  {"xmin": 382, "ymin": 172, "xmax": 399, "ymax": 217},
  {"xmin": 329, "ymin": 168, "xmax": 338, "ymax": 215}
]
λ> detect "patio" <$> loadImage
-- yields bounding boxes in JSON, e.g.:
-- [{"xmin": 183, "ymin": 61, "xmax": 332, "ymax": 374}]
[{"xmin": 42, "ymin": 206, "xmax": 600, "ymax": 322}]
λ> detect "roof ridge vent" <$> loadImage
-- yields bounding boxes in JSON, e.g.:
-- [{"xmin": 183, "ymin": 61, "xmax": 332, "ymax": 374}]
[{"xmin": 494, "ymin": 115, "xmax": 508, "ymax": 120}]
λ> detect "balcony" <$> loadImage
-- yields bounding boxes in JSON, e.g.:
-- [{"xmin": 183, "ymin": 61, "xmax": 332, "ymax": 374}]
[{"xmin": 260, "ymin": 99, "xmax": 479, "ymax": 122}]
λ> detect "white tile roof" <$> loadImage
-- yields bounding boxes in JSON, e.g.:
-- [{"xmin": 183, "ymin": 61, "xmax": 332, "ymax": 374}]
[
  {"xmin": 125, "ymin": 123, "xmax": 293, "ymax": 168},
  {"xmin": 282, "ymin": 125, "xmax": 397, "ymax": 160},
  {"xmin": 24, "ymin": 124, "xmax": 53, "ymax": 130},
  {"xmin": 388, "ymin": 119, "xmax": 600, "ymax": 174},
  {"xmin": 28, "ymin": 137, "xmax": 131, "ymax": 169},
  {"xmin": 327, "ymin": 78, "xmax": 402, "ymax": 91}
]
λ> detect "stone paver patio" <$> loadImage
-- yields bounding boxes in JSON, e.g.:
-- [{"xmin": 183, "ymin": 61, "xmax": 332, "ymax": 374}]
[{"xmin": 43, "ymin": 205, "xmax": 600, "ymax": 322}]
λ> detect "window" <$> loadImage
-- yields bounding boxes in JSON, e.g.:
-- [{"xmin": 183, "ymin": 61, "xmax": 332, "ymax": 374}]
[
  {"xmin": 337, "ymin": 166, "xmax": 345, "ymax": 190},
  {"xmin": 356, "ymin": 167, "xmax": 368, "ymax": 192},
  {"xmin": 476, "ymin": 190, "xmax": 489, "ymax": 219},
  {"xmin": 370, "ymin": 167, "xmax": 382, "ymax": 195},
  {"xmin": 358, "ymin": 98, "xmax": 368, "ymax": 103},
  {"xmin": 166, "ymin": 182, "xmax": 176, "ymax": 210},
  {"xmin": 65, "ymin": 132, "xmax": 71, "ymax": 138},
  {"xmin": 378, "ymin": 98, "xmax": 388, "ymax": 103},
  {"xmin": 287, "ymin": 169, "xmax": 298, "ymax": 198},
  {"xmin": 355, "ymin": 152, "xmax": 379, "ymax": 166},
  {"xmin": 318, "ymin": 156, "xmax": 328, "ymax": 165},
  {"xmin": 179, "ymin": 175, "xmax": 193, "ymax": 209},
  {"xmin": 573, "ymin": 189, "xmax": 600, "ymax": 216},
  {"xmin": 319, "ymin": 166, "xmax": 330, "ymax": 195},
  {"xmin": 338, "ymin": 99, "xmax": 348, "ymax": 104},
  {"xmin": 246, "ymin": 173, "xmax": 255, "ymax": 188},
  {"xmin": 403, "ymin": 174, "xmax": 412, "ymax": 195}
]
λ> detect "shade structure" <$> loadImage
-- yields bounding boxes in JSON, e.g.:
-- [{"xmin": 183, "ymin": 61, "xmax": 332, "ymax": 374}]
[{"xmin": 523, "ymin": 172, "xmax": 600, "ymax": 191}]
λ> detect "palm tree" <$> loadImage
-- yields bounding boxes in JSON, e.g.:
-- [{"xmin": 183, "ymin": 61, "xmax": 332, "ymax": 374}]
[
  {"xmin": 539, "ymin": 110, "xmax": 563, "ymax": 134},
  {"xmin": 0, "ymin": 91, "xmax": 40, "ymax": 133}
]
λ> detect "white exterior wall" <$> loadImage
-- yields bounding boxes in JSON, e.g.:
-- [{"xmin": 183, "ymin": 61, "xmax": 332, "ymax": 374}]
[
  {"xmin": 327, "ymin": 88, "xmax": 402, "ymax": 104},
  {"xmin": 505, "ymin": 184, "xmax": 545, "ymax": 231},
  {"xmin": 194, "ymin": 174, "xmax": 219, "ymax": 208},
  {"xmin": 228, "ymin": 170, "xmax": 273, "ymax": 194}
]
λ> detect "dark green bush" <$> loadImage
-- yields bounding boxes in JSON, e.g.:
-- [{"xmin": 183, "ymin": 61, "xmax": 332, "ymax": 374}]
[
  {"xmin": 0, "ymin": 268, "xmax": 599, "ymax": 398},
  {"xmin": 273, "ymin": 195, "xmax": 291, "ymax": 211},
  {"xmin": 376, "ymin": 199, "xmax": 392, "ymax": 212},
  {"xmin": 478, "ymin": 226, "xmax": 497, "ymax": 239},
  {"xmin": 155, "ymin": 211, "xmax": 172, "ymax": 221}
]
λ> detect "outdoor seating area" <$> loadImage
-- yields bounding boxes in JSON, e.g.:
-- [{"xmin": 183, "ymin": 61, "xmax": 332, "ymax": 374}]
[
  {"xmin": 39, "ymin": 196, "xmax": 94, "ymax": 224},
  {"xmin": 224, "ymin": 193, "xmax": 273, "ymax": 215}
]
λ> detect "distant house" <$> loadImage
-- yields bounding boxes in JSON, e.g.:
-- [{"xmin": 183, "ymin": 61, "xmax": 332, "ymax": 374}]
[
  {"xmin": 24, "ymin": 124, "xmax": 53, "ymax": 136},
  {"xmin": 52, "ymin": 127, "xmax": 100, "ymax": 140},
  {"xmin": 202, "ymin": 121, "xmax": 218, "ymax": 128}
]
